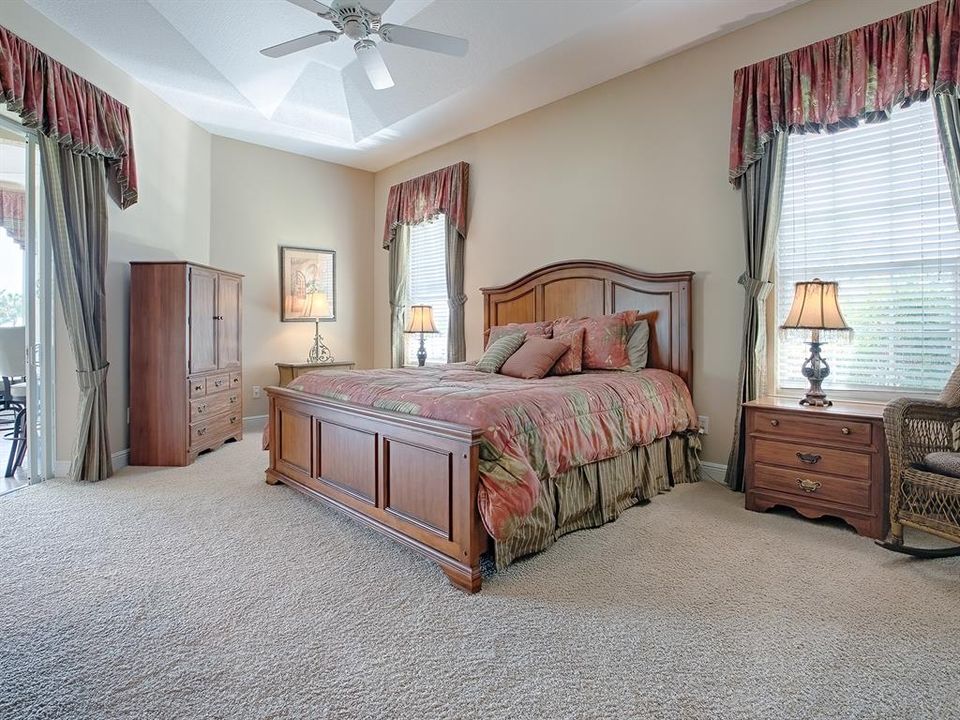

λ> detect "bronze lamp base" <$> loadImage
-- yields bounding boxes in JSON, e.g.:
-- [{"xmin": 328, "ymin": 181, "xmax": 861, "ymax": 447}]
[{"xmin": 799, "ymin": 339, "xmax": 832, "ymax": 407}]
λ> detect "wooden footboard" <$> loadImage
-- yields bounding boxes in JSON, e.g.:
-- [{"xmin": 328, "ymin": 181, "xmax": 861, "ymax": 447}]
[{"xmin": 265, "ymin": 385, "xmax": 489, "ymax": 592}]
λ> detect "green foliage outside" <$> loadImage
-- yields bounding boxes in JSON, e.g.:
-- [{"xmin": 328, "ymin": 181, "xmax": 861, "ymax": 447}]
[{"xmin": 0, "ymin": 289, "xmax": 23, "ymax": 327}]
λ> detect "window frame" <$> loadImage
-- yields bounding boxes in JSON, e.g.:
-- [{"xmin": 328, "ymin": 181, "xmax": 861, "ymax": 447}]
[{"xmin": 402, "ymin": 214, "xmax": 449, "ymax": 368}]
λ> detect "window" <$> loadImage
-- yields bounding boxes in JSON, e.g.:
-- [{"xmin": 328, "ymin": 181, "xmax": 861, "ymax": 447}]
[
  {"xmin": 404, "ymin": 215, "xmax": 448, "ymax": 365},
  {"xmin": 776, "ymin": 100, "xmax": 960, "ymax": 395}
]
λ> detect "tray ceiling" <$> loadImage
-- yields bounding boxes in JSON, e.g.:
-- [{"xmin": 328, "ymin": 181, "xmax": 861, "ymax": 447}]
[{"xmin": 25, "ymin": 0, "xmax": 804, "ymax": 171}]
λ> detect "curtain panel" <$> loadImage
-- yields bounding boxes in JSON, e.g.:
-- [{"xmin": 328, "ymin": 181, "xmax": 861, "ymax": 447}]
[
  {"xmin": 381, "ymin": 161, "xmax": 468, "ymax": 250},
  {"xmin": 0, "ymin": 180, "xmax": 24, "ymax": 248},
  {"xmin": 388, "ymin": 226, "xmax": 410, "ymax": 368},
  {"xmin": 39, "ymin": 135, "xmax": 112, "ymax": 482},
  {"xmin": 729, "ymin": 0, "xmax": 960, "ymax": 185},
  {"xmin": 0, "ymin": 25, "xmax": 138, "ymax": 207}
]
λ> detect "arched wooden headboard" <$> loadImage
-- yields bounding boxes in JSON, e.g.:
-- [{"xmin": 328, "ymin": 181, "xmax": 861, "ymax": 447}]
[{"xmin": 480, "ymin": 260, "xmax": 694, "ymax": 388}]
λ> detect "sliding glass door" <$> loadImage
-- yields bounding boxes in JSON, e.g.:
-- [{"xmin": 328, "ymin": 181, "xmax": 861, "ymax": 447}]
[{"xmin": 0, "ymin": 114, "xmax": 54, "ymax": 486}]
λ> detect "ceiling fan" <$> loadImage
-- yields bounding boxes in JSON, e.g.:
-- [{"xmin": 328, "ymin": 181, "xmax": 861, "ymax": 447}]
[{"xmin": 261, "ymin": 0, "xmax": 469, "ymax": 90}]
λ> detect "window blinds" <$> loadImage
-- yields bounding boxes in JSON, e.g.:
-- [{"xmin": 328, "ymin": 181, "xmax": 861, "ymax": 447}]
[
  {"xmin": 776, "ymin": 100, "xmax": 960, "ymax": 393},
  {"xmin": 405, "ymin": 215, "xmax": 449, "ymax": 365}
]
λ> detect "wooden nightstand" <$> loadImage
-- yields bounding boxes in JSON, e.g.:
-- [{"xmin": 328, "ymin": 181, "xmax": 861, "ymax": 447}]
[
  {"xmin": 743, "ymin": 398, "xmax": 889, "ymax": 539},
  {"xmin": 276, "ymin": 361, "xmax": 356, "ymax": 385}
]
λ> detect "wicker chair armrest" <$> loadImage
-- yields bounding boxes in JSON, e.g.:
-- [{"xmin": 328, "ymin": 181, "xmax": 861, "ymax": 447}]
[{"xmin": 885, "ymin": 398, "xmax": 960, "ymax": 481}]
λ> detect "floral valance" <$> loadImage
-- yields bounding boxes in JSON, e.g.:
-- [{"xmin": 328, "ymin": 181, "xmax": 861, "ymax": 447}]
[
  {"xmin": 0, "ymin": 25, "xmax": 138, "ymax": 207},
  {"xmin": 729, "ymin": 0, "xmax": 960, "ymax": 185},
  {"xmin": 382, "ymin": 161, "xmax": 468, "ymax": 249},
  {"xmin": 0, "ymin": 180, "xmax": 24, "ymax": 247}
]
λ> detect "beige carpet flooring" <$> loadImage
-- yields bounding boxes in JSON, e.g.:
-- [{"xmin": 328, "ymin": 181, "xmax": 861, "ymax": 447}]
[{"xmin": 1, "ymin": 434, "xmax": 958, "ymax": 720}]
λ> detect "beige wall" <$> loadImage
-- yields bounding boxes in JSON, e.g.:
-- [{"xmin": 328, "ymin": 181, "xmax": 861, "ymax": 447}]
[
  {"xmin": 1, "ymin": 0, "xmax": 213, "ymax": 463},
  {"xmin": 209, "ymin": 137, "xmax": 374, "ymax": 418},
  {"xmin": 371, "ymin": 0, "xmax": 922, "ymax": 465}
]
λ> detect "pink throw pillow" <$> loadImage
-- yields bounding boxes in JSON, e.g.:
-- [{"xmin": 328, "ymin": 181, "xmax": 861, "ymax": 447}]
[
  {"xmin": 486, "ymin": 321, "xmax": 552, "ymax": 348},
  {"xmin": 549, "ymin": 326, "xmax": 586, "ymax": 376},
  {"xmin": 499, "ymin": 337, "xmax": 571, "ymax": 379},
  {"xmin": 552, "ymin": 314, "xmax": 630, "ymax": 370}
]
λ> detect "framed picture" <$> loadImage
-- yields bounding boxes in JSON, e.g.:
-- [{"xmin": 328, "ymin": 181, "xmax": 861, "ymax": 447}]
[{"xmin": 279, "ymin": 246, "xmax": 336, "ymax": 322}]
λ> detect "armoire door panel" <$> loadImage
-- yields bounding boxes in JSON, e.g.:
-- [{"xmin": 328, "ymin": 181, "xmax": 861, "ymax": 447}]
[
  {"xmin": 189, "ymin": 267, "xmax": 218, "ymax": 374},
  {"xmin": 217, "ymin": 273, "xmax": 242, "ymax": 370}
]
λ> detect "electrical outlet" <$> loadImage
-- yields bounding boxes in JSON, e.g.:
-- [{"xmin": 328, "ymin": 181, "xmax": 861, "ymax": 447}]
[
  {"xmin": 252, "ymin": 385, "xmax": 261, "ymax": 399},
  {"xmin": 698, "ymin": 415, "xmax": 710, "ymax": 435}
]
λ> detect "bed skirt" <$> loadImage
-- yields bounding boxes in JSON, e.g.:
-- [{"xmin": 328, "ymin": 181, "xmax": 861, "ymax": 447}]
[{"xmin": 494, "ymin": 431, "xmax": 702, "ymax": 568}]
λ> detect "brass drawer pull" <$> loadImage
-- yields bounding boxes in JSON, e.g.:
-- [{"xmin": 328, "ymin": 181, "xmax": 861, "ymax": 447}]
[
  {"xmin": 197, "ymin": 427, "xmax": 207, "ymax": 437},
  {"xmin": 230, "ymin": 416, "xmax": 238, "ymax": 423},
  {"xmin": 769, "ymin": 419, "xmax": 780, "ymax": 427},
  {"xmin": 214, "ymin": 379, "xmax": 225, "ymax": 387},
  {"xmin": 797, "ymin": 478, "xmax": 821, "ymax": 493},
  {"xmin": 840, "ymin": 426, "xmax": 851, "ymax": 435},
  {"xmin": 796, "ymin": 452, "xmax": 821, "ymax": 465},
  {"xmin": 193, "ymin": 384, "xmax": 203, "ymax": 392},
  {"xmin": 232, "ymin": 377, "xmax": 240, "ymax": 384},
  {"xmin": 229, "ymin": 395, "xmax": 238, "ymax": 404},
  {"xmin": 197, "ymin": 404, "xmax": 207, "ymax": 414}
]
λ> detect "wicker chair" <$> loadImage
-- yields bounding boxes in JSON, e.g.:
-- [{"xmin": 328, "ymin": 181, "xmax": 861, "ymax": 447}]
[{"xmin": 881, "ymin": 397, "xmax": 960, "ymax": 557}]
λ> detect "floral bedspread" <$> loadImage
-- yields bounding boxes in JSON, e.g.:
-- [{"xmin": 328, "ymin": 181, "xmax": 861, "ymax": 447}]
[{"xmin": 281, "ymin": 365, "xmax": 697, "ymax": 541}]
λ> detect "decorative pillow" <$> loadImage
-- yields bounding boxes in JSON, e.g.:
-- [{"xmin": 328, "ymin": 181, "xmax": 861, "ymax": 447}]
[
  {"xmin": 500, "ymin": 337, "xmax": 570, "ymax": 379},
  {"xmin": 552, "ymin": 314, "xmax": 630, "ymax": 370},
  {"xmin": 615, "ymin": 310, "xmax": 649, "ymax": 371},
  {"xmin": 475, "ymin": 331, "xmax": 526, "ymax": 373},
  {"xmin": 549, "ymin": 327, "xmax": 585, "ymax": 376},
  {"xmin": 486, "ymin": 321, "xmax": 552, "ymax": 347},
  {"xmin": 922, "ymin": 451, "xmax": 960, "ymax": 479},
  {"xmin": 940, "ymin": 362, "xmax": 960, "ymax": 406}
]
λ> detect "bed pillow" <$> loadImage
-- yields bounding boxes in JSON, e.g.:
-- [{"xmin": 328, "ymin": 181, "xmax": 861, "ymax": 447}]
[
  {"xmin": 549, "ymin": 327, "xmax": 586, "ymax": 376},
  {"xmin": 552, "ymin": 314, "xmax": 631, "ymax": 370},
  {"xmin": 486, "ymin": 321, "xmax": 552, "ymax": 347},
  {"xmin": 475, "ymin": 331, "xmax": 526, "ymax": 373},
  {"xmin": 500, "ymin": 337, "xmax": 571, "ymax": 379},
  {"xmin": 615, "ymin": 310, "xmax": 650, "ymax": 371}
]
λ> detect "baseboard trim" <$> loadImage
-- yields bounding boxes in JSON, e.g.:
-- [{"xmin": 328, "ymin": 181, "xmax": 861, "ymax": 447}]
[
  {"xmin": 54, "ymin": 447, "xmax": 130, "ymax": 478},
  {"xmin": 700, "ymin": 461, "xmax": 728, "ymax": 486}
]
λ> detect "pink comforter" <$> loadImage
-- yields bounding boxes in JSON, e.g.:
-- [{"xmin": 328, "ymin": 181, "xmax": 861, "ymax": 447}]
[{"xmin": 280, "ymin": 365, "xmax": 697, "ymax": 541}]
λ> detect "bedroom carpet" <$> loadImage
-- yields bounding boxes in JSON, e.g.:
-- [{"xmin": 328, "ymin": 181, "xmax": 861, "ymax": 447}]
[{"xmin": 1, "ymin": 435, "xmax": 958, "ymax": 720}]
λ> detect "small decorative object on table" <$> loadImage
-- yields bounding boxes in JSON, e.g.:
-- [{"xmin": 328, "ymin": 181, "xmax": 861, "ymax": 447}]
[
  {"xmin": 403, "ymin": 305, "xmax": 438, "ymax": 367},
  {"xmin": 779, "ymin": 279, "xmax": 852, "ymax": 407}
]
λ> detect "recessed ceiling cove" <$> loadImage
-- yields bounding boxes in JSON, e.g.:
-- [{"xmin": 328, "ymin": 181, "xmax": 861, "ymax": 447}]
[{"xmin": 23, "ymin": 0, "xmax": 805, "ymax": 171}]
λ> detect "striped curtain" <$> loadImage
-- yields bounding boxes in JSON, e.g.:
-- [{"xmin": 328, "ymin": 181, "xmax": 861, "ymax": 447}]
[{"xmin": 39, "ymin": 135, "xmax": 112, "ymax": 482}]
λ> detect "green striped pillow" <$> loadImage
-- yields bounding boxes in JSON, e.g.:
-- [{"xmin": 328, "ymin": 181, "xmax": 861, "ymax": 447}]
[{"xmin": 476, "ymin": 331, "xmax": 525, "ymax": 373}]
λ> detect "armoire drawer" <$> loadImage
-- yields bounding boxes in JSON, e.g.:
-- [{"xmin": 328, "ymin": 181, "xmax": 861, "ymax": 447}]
[
  {"xmin": 190, "ymin": 411, "xmax": 241, "ymax": 448},
  {"xmin": 190, "ymin": 391, "xmax": 241, "ymax": 422},
  {"xmin": 206, "ymin": 373, "xmax": 231, "ymax": 395},
  {"xmin": 189, "ymin": 377, "xmax": 206, "ymax": 398}
]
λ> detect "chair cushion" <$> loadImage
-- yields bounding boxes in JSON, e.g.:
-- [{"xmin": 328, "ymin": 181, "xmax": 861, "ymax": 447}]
[
  {"xmin": 475, "ymin": 331, "xmax": 525, "ymax": 373},
  {"xmin": 500, "ymin": 337, "xmax": 571, "ymax": 379},
  {"xmin": 922, "ymin": 452, "xmax": 960, "ymax": 479}
]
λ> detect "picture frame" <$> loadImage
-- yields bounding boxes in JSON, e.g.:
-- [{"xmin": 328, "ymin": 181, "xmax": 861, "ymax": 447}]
[{"xmin": 279, "ymin": 246, "xmax": 336, "ymax": 322}]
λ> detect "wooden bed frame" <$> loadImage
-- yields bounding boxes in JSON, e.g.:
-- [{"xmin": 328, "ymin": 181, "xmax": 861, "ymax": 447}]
[{"xmin": 265, "ymin": 260, "xmax": 693, "ymax": 592}]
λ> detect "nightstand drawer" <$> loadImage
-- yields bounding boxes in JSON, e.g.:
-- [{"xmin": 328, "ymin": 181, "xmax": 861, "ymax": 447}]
[
  {"xmin": 753, "ymin": 463, "xmax": 872, "ymax": 511},
  {"xmin": 750, "ymin": 410, "xmax": 872, "ymax": 447},
  {"xmin": 752, "ymin": 438, "xmax": 871, "ymax": 480}
]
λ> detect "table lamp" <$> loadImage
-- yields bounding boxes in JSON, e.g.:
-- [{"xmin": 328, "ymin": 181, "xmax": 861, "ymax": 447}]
[
  {"xmin": 305, "ymin": 291, "xmax": 335, "ymax": 363},
  {"xmin": 403, "ymin": 305, "xmax": 438, "ymax": 367},
  {"xmin": 779, "ymin": 279, "xmax": 852, "ymax": 407}
]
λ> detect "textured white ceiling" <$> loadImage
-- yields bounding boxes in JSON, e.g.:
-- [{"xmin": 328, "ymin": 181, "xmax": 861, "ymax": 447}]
[{"xmin": 24, "ymin": 0, "xmax": 804, "ymax": 171}]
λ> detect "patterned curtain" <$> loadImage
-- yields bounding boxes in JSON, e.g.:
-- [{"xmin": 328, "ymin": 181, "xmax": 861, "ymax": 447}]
[
  {"xmin": 381, "ymin": 162, "xmax": 468, "ymax": 250},
  {"xmin": 725, "ymin": 134, "xmax": 788, "ymax": 492},
  {"xmin": 729, "ymin": 0, "xmax": 960, "ymax": 186},
  {"xmin": 388, "ymin": 225, "xmax": 410, "ymax": 368},
  {"xmin": 383, "ymin": 162, "xmax": 469, "ymax": 365},
  {"xmin": 39, "ymin": 135, "xmax": 112, "ymax": 482},
  {"xmin": 0, "ymin": 180, "xmax": 24, "ymax": 247},
  {"xmin": 0, "ymin": 24, "xmax": 138, "ymax": 207},
  {"xmin": 934, "ymin": 95, "xmax": 960, "ymax": 231}
]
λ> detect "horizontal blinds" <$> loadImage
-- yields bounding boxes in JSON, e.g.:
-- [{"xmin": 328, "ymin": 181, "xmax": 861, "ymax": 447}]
[
  {"xmin": 777, "ymin": 100, "xmax": 960, "ymax": 393},
  {"xmin": 405, "ymin": 214, "xmax": 449, "ymax": 365}
]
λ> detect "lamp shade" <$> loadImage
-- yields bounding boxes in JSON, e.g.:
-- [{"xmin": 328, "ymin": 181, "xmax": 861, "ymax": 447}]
[
  {"xmin": 304, "ymin": 291, "xmax": 331, "ymax": 318},
  {"xmin": 404, "ymin": 305, "xmax": 438, "ymax": 334},
  {"xmin": 780, "ymin": 279, "xmax": 852, "ymax": 338}
]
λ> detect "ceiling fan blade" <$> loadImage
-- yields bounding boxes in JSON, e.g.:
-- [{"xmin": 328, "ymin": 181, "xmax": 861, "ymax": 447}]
[
  {"xmin": 284, "ymin": 0, "xmax": 334, "ymax": 18},
  {"xmin": 354, "ymin": 40, "xmax": 394, "ymax": 90},
  {"xmin": 360, "ymin": 0, "xmax": 395, "ymax": 16},
  {"xmin": 378, "ymin": 23, "xmax": 467, "ymax": 57},
  {"xmin": 260, "ymin": 30, "xmax": 341, "ymax": 58}
]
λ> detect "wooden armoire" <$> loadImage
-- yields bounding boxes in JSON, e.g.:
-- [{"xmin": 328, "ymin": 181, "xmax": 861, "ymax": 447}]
[{"xmin": 129, "ymin": 262, "xmax": 243, "ymax": 466}]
